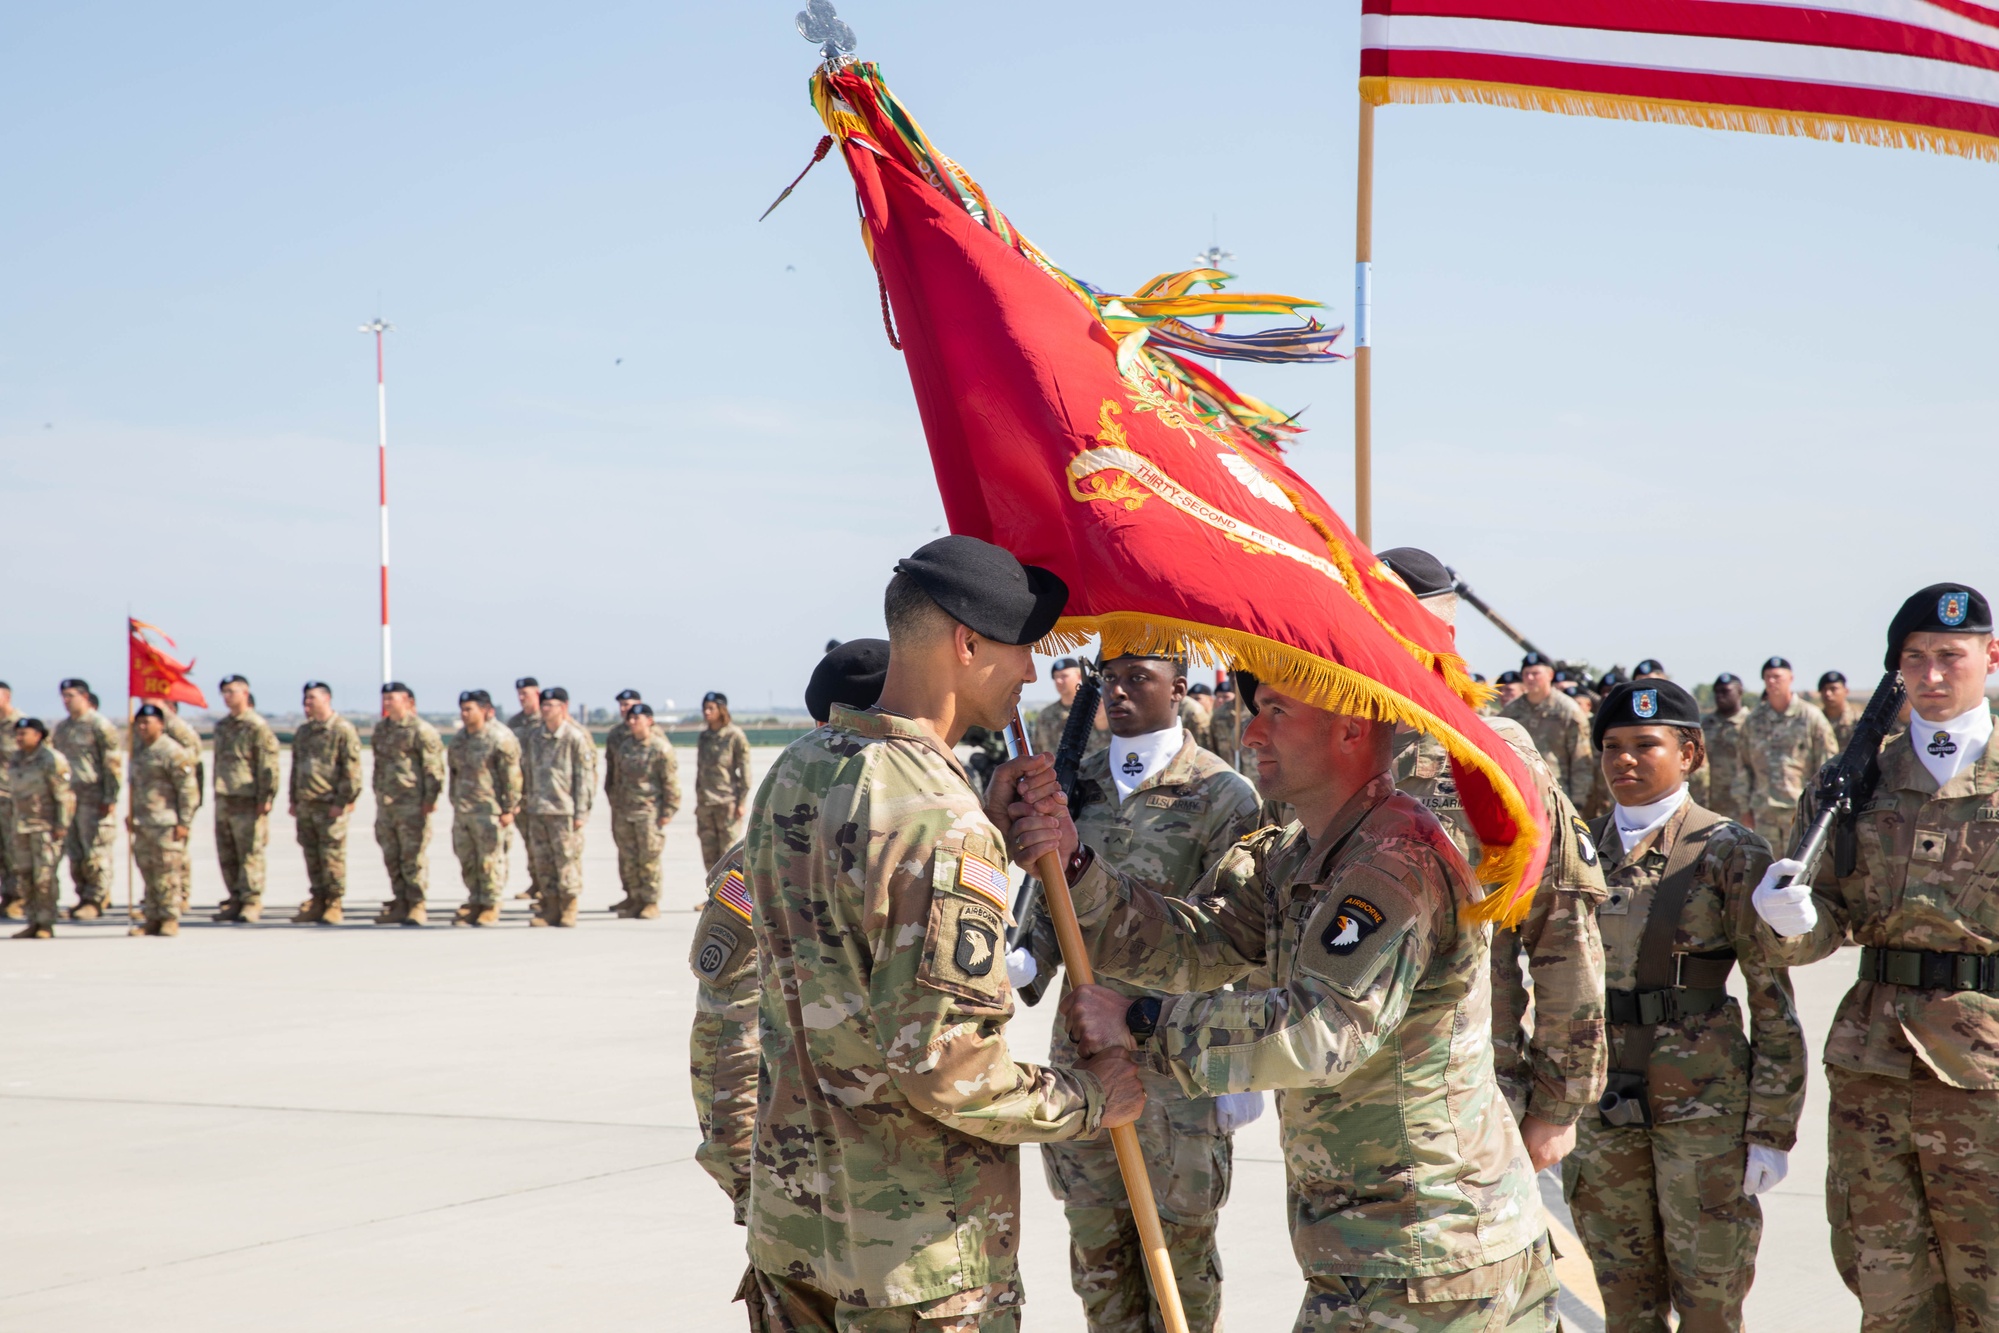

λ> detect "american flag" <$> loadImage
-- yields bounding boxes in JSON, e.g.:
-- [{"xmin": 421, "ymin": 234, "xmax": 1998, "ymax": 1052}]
[
  {"xmin": 957, "ymin": 854, "xmax": 1012, "ymax": 912},
  {"xmin": 714, "ymin": 869, "xmax": 752, "ymax": 922}
]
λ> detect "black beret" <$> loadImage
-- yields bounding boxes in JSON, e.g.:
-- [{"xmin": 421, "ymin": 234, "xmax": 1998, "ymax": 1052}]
[
  {"xmin": 1553, "ymin": 669, "xmax": 1575, "ymax": 684},
  {"xmin": 0, "ymin": 681, "xmax": 8, "ymax": 691},
  {"xmin": 628, "ymin": 701, "xmax": 654, "ymax": 717},
  {"xmin": 1188, "ymin": 683, "xmax": 1213, "ymax": 696},
  {"xmin": 542, "ymin": 686, "xmax": 569, "ymax": 703},
  {"xmin": 134, "ymin": 703, "xmax": 165, "ymax": 720},
  {"xmin": 303, "ymin": 680, "xmax": 331, "ymax": 695},
  {"xmin": 1378, "ymin": 547, "xmax": 1454, "ymax": 598},
  {"xmin": 1715, "ymin": 672, "xmax": 1741, "ymax": 687},
  {"xmin": 515, "ymin": 677, "xmax": 539, "ymax": 690},
  {"xmin": 703, "ymin": 691, "xmax": 727, "ymax": 706},
  {"xmin": 1761, "ymin": 657, "xmax": 1792, "ymax": 674},
  {"xmin": 615, "ymin": 689, "xmax": 641, "ymax": 702},
  {"xmin": 1051, "ymin": 657, "xmax": 1082, "ymax": 672},
  {"xmin": 1886, "ymin": 583, "xmax": 1993, "ymax": 670},
  {"xmin": 1233, "ymin": 670, "xmax": 1261, "ymax": 715},
  {"xmin": 806, "ymin": 638, "xmax": 889, "ymax": 723},
  {"xmin": 1596, "ymin": 669, "xmax": 1628, "ymax": 693},
  {"xmin": 219, "ymin": 673, "xmax": 249, "ymax": 689},
  {"xmin": 1496, "ymin": 670, "xmax": 1521, "ymax": 685},
  {"xmin": 1818, "ymin": 670, "xmax": 1847, "ymax": 690},
  {"xmin": 1634, "ymin": 659, "xmax": 1665, "ymax": 677},
  {"xmin": 1593, "ymin": 679, "xmax": 1703, "ymax": 748},
  {"xmin": 59, "ymin": 678, "xmax": 89, "ymax": 692},
  {"xmin": 13, "ymin": 717, "xmax": 47, "ymax": 737},
  {"xmin": 893, "ymin": 534, "xmax": 1067, "ymax": 646},
  {"xmin": 458, "ymin": 690, "xmax": 492, "ymax": 707},
  {"xmin": 382, "ymin": 681, "xmax": 412, "ymax": 697},
  {"xmin": 1520, "ymin": 652, "xmax": 1552, "ymax": 670}
]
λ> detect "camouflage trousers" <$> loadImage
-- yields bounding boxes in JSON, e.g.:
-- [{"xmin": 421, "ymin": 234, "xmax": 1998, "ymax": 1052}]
[
  {"xmin": 1042, "ymin": 1087, "xmax": 1230, "ymax": 1333},
  {"xmin": 0, "ymin": 798, "xmax": 13, "ymax": 905},
  {"xmin": 62, "ymin": 798, "xmax": 116, "ymax": 906},
  {"xmin": 5, "ymin": 827, "xmax": 63, "ymax": 926},
  {"xmin": 1296, "ymin": 1234, "xmax": 1558, "ymax": 1333},
  {"xmin": 524, "ymin": 814, "xmax": 582, "ymax": 911},
  {"xmin": 611, "ymin": 815, "xmax": 663, "ymax": 905},
  {"xmin": 213, "ymin": 795, "xmax": 269, "ymax": 906},
  {"xmin": 451, "ymin": 812, "xmax": 509, "ymax": 906},
  {"xmin": 697, "ymin": 803, "xmax": 741, "ymax": 872},
  {"xmin": 132, "ymin": 825, "xmax": 187, "ymax": 924},
  {"xmin": 295, "ymin": 801, "xmax": 350, "ymax": 899},
  {"xmin": 738, "ymin": 1266, "xmax": 1021, "ymax": 1333},
  {"xmin": 1827, "ymin": 1063, "xmax": 1999, "ymax": 1332},
  {"xmin": 374, "ymin": 801, "xmax": 431, "ymax": 905},
  {"xmin": 1564, "ymin": 1114, "xmax": 1760, "ymax": 1331}
]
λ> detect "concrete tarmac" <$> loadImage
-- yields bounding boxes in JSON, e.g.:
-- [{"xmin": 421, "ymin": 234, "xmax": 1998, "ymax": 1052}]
[{"xmin": 1, "ymin": 748, "xmax": 1861, "ymax": 1330}]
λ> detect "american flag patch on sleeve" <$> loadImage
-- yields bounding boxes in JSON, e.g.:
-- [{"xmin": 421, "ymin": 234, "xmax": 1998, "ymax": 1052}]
[
  {"xmin": 713, "ymin": 869, "xmax": 752, "ymax": 922},
  {"xmin": 957, "ymin": 853, "xmax": 1011, "ymax": 911}
]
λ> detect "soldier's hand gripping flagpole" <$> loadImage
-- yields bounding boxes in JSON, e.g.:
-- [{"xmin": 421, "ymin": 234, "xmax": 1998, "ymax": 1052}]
[{"xmin": 1006, "ymin": 708, "xmax": 1191, "ymax": 1333}]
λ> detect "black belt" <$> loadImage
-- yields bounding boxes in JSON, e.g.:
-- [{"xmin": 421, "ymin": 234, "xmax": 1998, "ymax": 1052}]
[
  {"xmin": 1606, "ymin": 951, "xmax": 1735, "ymax": 1026},
  {"xmin": 1860, "ymin": 946, "xmax": 1999, "ymax": 993}
]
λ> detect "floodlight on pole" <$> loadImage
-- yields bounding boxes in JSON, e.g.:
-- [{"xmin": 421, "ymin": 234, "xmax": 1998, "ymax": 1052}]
[{"xmin": 360, "ymin": 318, "xmax": 394, "ymax": 688}]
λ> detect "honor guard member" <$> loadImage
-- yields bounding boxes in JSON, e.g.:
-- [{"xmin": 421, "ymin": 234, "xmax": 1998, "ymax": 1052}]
[
  {"xmin": 1030, "ymin": 665, "xmax": 1559, "ymax": 1333},
  {"xmin": 1010, "ymin": 648, "xmax": 1261, "ymax": 1333},
  {"xmin": 605, "ymin": 702, "xmax": 681, "ymax": 918},
  {"xmin": 689, "ymin": 638, "xmax": 888, "ymax": 1225},
  {"xmin": 1818, "ymin": 670, "xmax": 1863, "ymax": 748},
  {"xmin": 290, "ymin": 682, "xmax": 363, "ymax": 925},
  {"xmin": 371, "ymin": 683, "xmax": 445, "ymax": 925},
  {"xmin": 1032, "ymin": 657, "xmax": 1085, "ymax": 754},
  {"xmin": 210, "ymin": 675, "xmax": 281, "ymax": 922},
  {"xmin": 741, "ymin": 538, "xmax": 1142, "ymax": 1332},
  {"xmin": 615, "ymin": 688, "xmax": 642, "ymax": 721},
  {"xmin": 447, "ymin": 691, "xmax": 521, "ymax": 926},
  {"xmin": 508, "ymin": 677, "xmax": 544, "ymax": 907},
  {"xmin": 694, "ymin": 692, "xmax": 751, "ymax": 872},
  {"xmin": 127, "ymin": 704, "xmax": 198, "ymax": 936},
  {"xmin": 0, "ymin": 683, "xmax": 20, "ymax": 918},
  {"xmin": 1380, "ymin": 546, "xmax": 1608, "ymax": 1174},
  {"xmin": 1503, "ymin": 651, "xmax": 1597, "ymax": 810},
  {"xmin": 1740, "ymin": 656, "xmax": 1838, "ymax": 838},
  {"xmin": 521, "ymin": 687, "xmax": 596, "ymax": 927},
  {"xmin": 7, "ymin": 719, "xmax": 73, "ymax": 939},
  {"xmin": 51, "ymin": 679, "xmax": 121, "ymax": 920},
  {"xmin": 1752, "ymin": 584, "xmax": 1999, "ymax": 1332},
  {"xmin": 1569, "ymin": 680, "xmax": 1802, "ymax": 1332}
]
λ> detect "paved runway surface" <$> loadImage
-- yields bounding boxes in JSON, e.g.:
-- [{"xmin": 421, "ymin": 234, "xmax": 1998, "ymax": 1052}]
[{"xmin": 1, "ymin": 748, "xmax": 1860, "ymax": 1330}]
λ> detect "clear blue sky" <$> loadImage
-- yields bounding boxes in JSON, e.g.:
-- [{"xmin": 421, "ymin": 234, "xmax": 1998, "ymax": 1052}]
[{"xmin": 4, "ymin": 1, "xmax": 1993, "ymax": 720}]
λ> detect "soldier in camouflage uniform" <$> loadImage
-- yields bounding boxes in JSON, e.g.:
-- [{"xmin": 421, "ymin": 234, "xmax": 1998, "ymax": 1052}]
[
  {"xmin": 1818, "ymin": 670, "xmax": 1863, "ymax": 748},
  {"xmin": 742, "ymin": 540, "xmax": 1141, "ymax": 1332},
  {"xmin": 521, "ymin": 686, "xmax": 596, "ymax": 928},
  {"xmin": 1037, "ymin": 674, "xmax": 1558, "ymax": 1332},
  {"xmin": 1031, "ymin": 656, "xmax": 1084, "ymax": 755},
  {"xmin": 0, "ymin": 682, "xmax": 21, "ymax": 918},
  {"xmin": 52, "ymin": 679, "xmax": 121, "ymax": 920},
  {"xmin": 605, "ymin": 701, "xmax": 680, "ymax": 918},
  {"xmin": 7, "ymin": 719, "xmax": 73, "ymax": 939},
  {"xmin": 127, "ymin": 704, "xmax": 198, "ymax": 936},
  {"xmin": 1753, "ymin": 584, "xmax": 1999, "ymax": 1331},
  {"xmin": 447, "ymin": 690, "xmax": 521, "ymax": 926},
  {"xmin": 290, "ymin": 682, "xmax": 363, "ymax": 925},
  {"xmin": 694, "ymin": 691, "xmax": 751, "ymax": 872},
  {"xmin": 1740, "ymin": 656, "xmax": 1838, "ymax": 840},
  {"xmin": 210, "ymin": 675, "xmax": 282, "ymax": 922},
  {"xmin": 1011, "ymin": 652, "xmax": 1261, "ymax": 1333},
  {"xmin": 1502, "ymin": 651, "xmax": 1595, "ymax": 810},
  {"xmin": 508, "ymin": 677, "xmax": 543, "ymax": 907},
  {"xmin": 370, "ymin": 682, "xmax": 446, "ymax": 925},
  {"xmin": 1694, "ymin": 673, "xmax": 1751, "ymax": 821},
  {"xmin": 1567, "ymin": 680, "xmax": 1802, "ymax": 1331}
]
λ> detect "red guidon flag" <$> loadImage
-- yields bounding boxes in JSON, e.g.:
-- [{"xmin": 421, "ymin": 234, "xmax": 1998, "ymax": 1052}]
[
  {"xmin": 806, "ymin": 62, "xmax": 1549, "ymax": 914},
  {"xmin": 1362, "ymin": 0, "xmax": 1999, "ymax": 162},
  {"xmin": 129, "ymin": 618, "xmax": 208, "ymax": 709}
]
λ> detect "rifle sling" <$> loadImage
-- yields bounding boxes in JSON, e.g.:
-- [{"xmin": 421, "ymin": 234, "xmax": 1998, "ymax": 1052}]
[{"xmin": 1603, "ymin": 804, "xmax": 1728, "ymax": 1077}]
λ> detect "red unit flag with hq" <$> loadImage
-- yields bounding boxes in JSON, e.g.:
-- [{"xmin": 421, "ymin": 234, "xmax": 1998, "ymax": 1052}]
[{"xmin": 128, "ymin": 618, "xmax": 208, "ymax": 709}]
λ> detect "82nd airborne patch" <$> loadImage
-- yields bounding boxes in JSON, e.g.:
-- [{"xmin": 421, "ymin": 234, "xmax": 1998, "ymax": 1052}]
[{"xmin": 694, "ymin": 922, "xmax": 742, "ymax": 982}]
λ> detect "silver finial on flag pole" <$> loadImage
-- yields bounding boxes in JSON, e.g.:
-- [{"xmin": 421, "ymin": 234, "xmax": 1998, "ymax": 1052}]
[{"xmin": 796, "ymin": 0, "xmax": 856, "ymax": 62}]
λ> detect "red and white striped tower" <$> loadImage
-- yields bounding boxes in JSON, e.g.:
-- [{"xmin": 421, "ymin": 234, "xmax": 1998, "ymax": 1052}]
[{"xmin": 360, "ymin": 318, "xmax": 394, "ymax": 687}]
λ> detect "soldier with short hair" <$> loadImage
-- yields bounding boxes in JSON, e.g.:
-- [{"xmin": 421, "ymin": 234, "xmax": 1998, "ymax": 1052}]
[
  {"xmin": 614, "ymin": 688, "xmax": 642, "ymax": 721},
  {"xmin": 694, "ymin": 692, "xmax": 751, "ymax": 872},
  {"xmin": 521, "ymin": 686, "xmax": 596, "ymax": 927},
  {"xmin": 605, "ymin": 701, "xmax": 680, "ymax": 919},
  {"xmin": 127, "ymin": 704, "xmax": 197, "ymax": 937},
  {"xmin": 371, "ymin": 682, "xmax": 445, "ymax": 926},
  {"xmin": 1740, "ymin": 656, "xmax": 1839, "ymax": 838},
  {"xmin": 290, "ymin": 682, "xmax": 362, "ymax": 925},
  {"xmin": 447, "ymin": 690, "xmax": 521, "ymax": 927},
  {"xmin": 7, "ymin": 718, "xmax": 73, "ymax": 940},
  {"xmin": 51, "ymin": 679, "xmax": 121, "ymax": 921},
  {"xmin": 1032, "ymin": 657, "xmax": 1085, "ymax": 755},
  {"xmin": 1695, "ymin": 673, "xmax": 1752, "ymax": 822},
  {"xmin": 211, "ymin": 674, "xmax": 281, "ymax": 923},
  {"xmin": 1818, "ymin": 670, "xmax": 1862, "ymax": 748},
  {"xmin": 508, "ymin": 676, "xmax": 544, "ymax": 908},
  {"xmin": 1504, "ymin": 651, "xmax": 1596, "ymax": 809}
]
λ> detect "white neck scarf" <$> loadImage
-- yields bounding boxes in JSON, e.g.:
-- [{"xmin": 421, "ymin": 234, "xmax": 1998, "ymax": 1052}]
[
  {"xmin": 1109, "ymin": 724, "xmax": 1183, "ymax": 803},
  {"xmin": 1912, "ymin": 703, "xmax": 1993, "ymax": 789},
  {"xmin": 1613, "ymin": 784, "xmax": 1690, "ymax": 854}
]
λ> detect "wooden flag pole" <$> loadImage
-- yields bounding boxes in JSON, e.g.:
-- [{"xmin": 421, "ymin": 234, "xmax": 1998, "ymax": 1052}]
[
  {"xmin": 1006, "ymin": 711, "xmax": 1188, "ymax": 1333},
  {"xmin": 1353, "ymin": 93, "xmax": 1376, "ymax": 547}
]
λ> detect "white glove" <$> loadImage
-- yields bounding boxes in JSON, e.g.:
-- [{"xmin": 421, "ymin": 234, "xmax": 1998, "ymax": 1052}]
[
  {"xmin": 1742, "ymin": 1144, "xmax": 1789, "ymax": 1197},
  {"xmin": 1215, "ymin": 1090, "xmax": 1265, "ymax": 1133},
  {"xmin": 1751, "ymin": 858, "xmax": 1817, "ymax": 937},
  {"xmin": 1005, "ymin": 947, "xmax": 1038, "ymax": 989}
]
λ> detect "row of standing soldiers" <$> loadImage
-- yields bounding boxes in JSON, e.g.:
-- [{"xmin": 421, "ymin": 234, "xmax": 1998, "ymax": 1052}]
[{"xmin": 0, "ymin": 675, "xmax": 757, "ymax": 936}]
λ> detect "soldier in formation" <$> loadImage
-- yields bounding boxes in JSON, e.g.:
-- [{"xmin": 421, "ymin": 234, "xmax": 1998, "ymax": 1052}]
[
  {"xmin": 446, "ymin": 690, "xmax": 521, "ymax": 926},
  {"xmin": 509, "ymin": 677, "xmax": 544, "ymax": 909},
  {"xmin": 1503, "ymin": 650, "xmax": 1596, "ymax": 810},
  {"xmin": 604, "ymin": 701, "xmax": 680, "ymax": 918},
  {"xmin": 1740, "ymin": 655, "xmax": 1838, "ymax": 840},
  {"xmin": 290, "ymin": 681, "xmax": 363, "ymax": 925},
  {"xmin": 1032, "ymin": 656, "xmax": 1085, "ymax": 753},
  {"xmin": 694, "ymin": 691, "xmax": 751, "ymax": 872},
  {"xmin": 1753, "ymin": 583, "xmax": 1999, "ymax": 1329},
  {"xmin": 210, "ymin": 674, "xmax": 281, "ymax": 923},
  {"xmin": 521, "ymin": 686, "xmax": 596, "ymax": 927},
  {"xmin": 6, "ymin": 718, "xmax": 73, "ymax": 939},
  {"xmin": 1817, "ymin": 669, "xmax": 1862, "ymax": 747},
  {"xmin": 1696, "ymin": 673, "xmax": 1751, "ymax": 821},
  {"xmin": 370, "ymin": 682, "xmax": 446, "ymax": 925},
  {"xmin": 127, "ymin": 703, "xmax": 198, "ymax": 937},
  {"xmin": 0, "ymin": 683, "xmax": 22, "ymax": 918},
  {"xmin": 52, "ymin": 679, "xmax": 120, "ymax": 920}
]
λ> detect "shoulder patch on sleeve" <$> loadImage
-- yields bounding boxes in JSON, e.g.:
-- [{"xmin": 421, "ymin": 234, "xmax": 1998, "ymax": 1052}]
[
  {"xmin": 918, "ymin": 893, "xmax": 1009, "ymax": 1008},
  {"xmin": 955, "ymin": 850, "xmax": 1012, "ymax": 912},
  {"xmin": 689, "ymin": 912, "xmax": 747, "ymax": 984},
  {"xmin": 1570, "ymin": 815, "xmax": 1598, "ymax": 868},
  {"xmin": 710, "ymin": 867, "xmax": 752, "ymax": 922},
  {"xmin": 1296, "ymin": 871, "xmax": 1419, "ymax": 998}
]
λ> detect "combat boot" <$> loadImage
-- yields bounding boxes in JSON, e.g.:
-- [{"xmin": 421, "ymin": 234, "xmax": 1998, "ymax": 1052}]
[
  {"xmin": 13, "ymin": 923, "xmax": 53, "ymax": 939},
  {"xmin": 403, "ymin": 902, "xmax": 427, "ymax": 927},
  {"xmin": 1, "ymin": 900, "xmax": 23, "ymax": 920},
  {"xmin": 128, "ymin": 921, "xmax": 151, "ymax": 936},
  {"xmin": 452, "ymin": 903, "xmax": 476, "ymax": 926},
  {"xmin": 70, "ymin": 902, "xmax": 102, "ymax": 921},
  {"xmin": 238, "ymin": 902, "xmax": 263, "ymax": 923},
  {"xmin": 156, "ymin": 919, "xmax": 180, "ymax": 937},
  {"xmin": 213, "ymin": 900, "xmax": 242, "ymax": 923},
  {"xmin": 471, "ymin": 905, "xmax": 499, "ymax": 927},
  {"xmin": 556, "ymin": 896, "xmax": 579, "ymax": 928},
  {"xmin": 374, "ymin": 899, "xmax": 408, "ymax": 926},
  {"xmin": 292, "ymin": 895, "xmax": 325, "ymax": 924},
  {"xmin": 607, "ymin": 895, "xmax": 635, "ymax": 916},
  {"xmin": 633, "ymin": 903, "xmax": 660, "ymax": 920},
  {"xmin": 319, "ymin": 899, "xmax": 344, "ymax": 926}
]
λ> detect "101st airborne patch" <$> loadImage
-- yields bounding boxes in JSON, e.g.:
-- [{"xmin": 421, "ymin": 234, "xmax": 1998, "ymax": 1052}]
[
  {"xmin": 920, "ymin": 892, "xmax": 1010, "ymax": 1006},
  {"xmin": 1297, "ymin": 873, "xmax": 1418, "ymax": 998}
]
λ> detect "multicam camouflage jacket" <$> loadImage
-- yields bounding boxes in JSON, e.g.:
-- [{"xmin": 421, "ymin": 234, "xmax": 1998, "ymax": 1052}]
[
  {"xmin": 1696, "ymin": 708, "xmax": 1752, "ymax": 820},
  {"xmin": 1762, "ymin": 708, "xmax": 1999, "ymax": 1089},
  {"xmin": 687, "ymin": 840, "xmax": 756, "ymax": 1223},
  {"xmin": 522, "ymin": 721, "xmax": 597, "ymax": 818},
  {"xmin": 163, "ymin": 712, "xmax": 204, "ymax": 805},
  {"xmin": 1501, "ymin": 690, "xmax": 1596, "ymax": 810},
  {"xmin": 447, "ymin": 724, "xmax": 522, "ymax": 819},
  {"xmin": 1741, "ymin": 696, "xmax": 1838, "ymax": 818},
  {"xmin": 6, "ymin": 745, "xmax": 73, "ymax": 837},
  {"xmin": 695, "ymin": 723, "xmax": 752, "ymax": 808},
  {"xmin": 605, "ymin": 725, "xmax": 681, "ymax": 823},
  {"xmin": 1067, "ymin": 773, "xmax": 1542, "ymax": 1279},
  {"xmin": 1396, "ymin": 722, "xmax": 1608, "ymax": 1126},
  {"xmin": 746, "ymin": 705, "xmax": 1106, "ymax": 1307},
  {"xmin": 132, "ymin": 735, "xmax": 198, "ymax": 828},
  {"xmin": 52, "ymin": 710, "xmax": 121, "ymax": 808},
  {"xmin": 290, "ymin": 715, "xmax": 362, "ymax": 807},
  {"xmin": 212, "ymin": 709, "xmax": 281, "ymax": 803},
  {"xmin": 371, "ymin": 714, "xmax": 446, "ymax": 809},
  {"xmin": 1590, "ymin": 799, "xmax": 1803, "ymax": 1147},
  {"xmin": 1030, "ymin": 697, "xmax": 1072, "ymax": 756}
]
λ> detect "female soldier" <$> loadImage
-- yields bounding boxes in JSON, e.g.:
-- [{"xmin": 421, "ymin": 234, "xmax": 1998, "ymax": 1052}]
[{"xmin": 1566, "ymin": 679, "xmax": 1806, "ymax": 1332}]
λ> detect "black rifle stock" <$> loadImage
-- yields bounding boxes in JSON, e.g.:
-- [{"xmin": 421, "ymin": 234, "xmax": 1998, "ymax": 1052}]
[{"xmin": 1780, "ymin": 670, "xmax": 1906, "ymax": 888}]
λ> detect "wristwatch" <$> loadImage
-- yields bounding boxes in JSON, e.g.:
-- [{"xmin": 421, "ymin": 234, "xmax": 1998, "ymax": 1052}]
[{"xmin": 1125, "ymin": 996, "xmax": 1162, "ymax": 1041}]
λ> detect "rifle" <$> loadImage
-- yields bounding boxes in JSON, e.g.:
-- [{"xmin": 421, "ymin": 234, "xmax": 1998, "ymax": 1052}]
[
  {"xmin": 1005, "ymin": 665, "xmax": 1101, "ymax": 948},
  {"xmin": 1445, "ymin": 566, "xmax": 1549, "ymax": 660},
  {"xmin": 1778, "ymin": 670, "xmax": 1906, "ymax": 887}
]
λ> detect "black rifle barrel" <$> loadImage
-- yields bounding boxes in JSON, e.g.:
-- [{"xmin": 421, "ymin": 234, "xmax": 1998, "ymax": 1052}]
[
  {"xmin": 1779, "ymin": 669, "xmax": 1906, "ymax": 888},
  {"xmin": 1446, "ymin": 568, "xmax": 1548, "ymax": 659}
]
